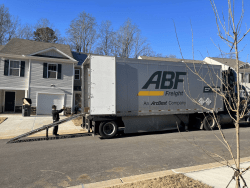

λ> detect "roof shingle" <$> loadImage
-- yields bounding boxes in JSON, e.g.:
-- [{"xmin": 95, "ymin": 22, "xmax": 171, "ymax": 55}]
[
  {"xmin": 0, "ymin": 38, "xmax": 73, "ymax": 58},
  {"xmin": 209, "ymin": 57, "xmax": 247, "ymax": 69},
  {"xmin": 72, "ymin": 52, "xmax": 88, "ymax": 65}
]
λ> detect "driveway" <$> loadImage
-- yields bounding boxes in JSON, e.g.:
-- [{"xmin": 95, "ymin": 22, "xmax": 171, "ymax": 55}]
[{"xmin": 0, "ymin": 114, "xmax": 85, "ymax": 139}]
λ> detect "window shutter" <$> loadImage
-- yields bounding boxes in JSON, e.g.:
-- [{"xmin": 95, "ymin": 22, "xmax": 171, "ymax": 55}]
[
  {"xmin": 57, "ymin": 64, "xmax": 62, "ymax": 79},
  {"xmin": 20, "ymin": 61, "xmax": 25, "ymax": 77},
  {"xmin": 43, "ymin": 63, "xmax": 47, "ymax": 78},
  {"xmin": 4, "ymin": 59, "xmax": 9, "ymax": 76}
]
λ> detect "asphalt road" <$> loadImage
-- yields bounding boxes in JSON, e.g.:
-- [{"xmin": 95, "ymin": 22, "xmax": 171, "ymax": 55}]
[{"xmin": 0, "ymin": 125, "xmax": 250, "ymax": 188}]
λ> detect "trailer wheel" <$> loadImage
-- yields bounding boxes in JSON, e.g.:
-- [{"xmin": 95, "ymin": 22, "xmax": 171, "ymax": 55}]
[
  {"xmin": 99, "ymin": 121, "xmax": 118, "ymax": 139},
  {"xmin": 203, "ymin": 115, "xmax": 217, "ymax": 130}
]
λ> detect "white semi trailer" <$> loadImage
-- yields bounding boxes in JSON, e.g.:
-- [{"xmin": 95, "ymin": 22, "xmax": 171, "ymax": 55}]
[{"xmin": 81, "ymin": 55, "xmax": 234, "ymax": 138}]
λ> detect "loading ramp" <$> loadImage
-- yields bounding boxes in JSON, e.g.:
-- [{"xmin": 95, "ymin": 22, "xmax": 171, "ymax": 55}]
[{"xmin": 7, "ymin": 113, "xmax": 84, "ymax": 144}]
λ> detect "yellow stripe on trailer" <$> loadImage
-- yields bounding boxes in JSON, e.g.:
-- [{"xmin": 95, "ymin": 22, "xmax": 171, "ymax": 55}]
[{"xmin": 137, "ymin": 91, "xmax": 164, "ymax": 96}]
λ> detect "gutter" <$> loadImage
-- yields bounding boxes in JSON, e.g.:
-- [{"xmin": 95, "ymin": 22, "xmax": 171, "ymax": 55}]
[{"xmin": 0, "ymin": 53, "xmax": 78, "ymax": 64}]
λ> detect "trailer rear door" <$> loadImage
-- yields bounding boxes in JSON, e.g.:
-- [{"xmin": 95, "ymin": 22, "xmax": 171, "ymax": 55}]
[{"xmin": 90, "ymin": 56, "xmax": 116, "ymax": 115}]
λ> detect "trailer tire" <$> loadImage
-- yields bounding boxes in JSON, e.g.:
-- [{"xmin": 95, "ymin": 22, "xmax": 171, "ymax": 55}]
[
  {"xmin": 203, "ymin": 115, "xmax": 217, "ymax": 130},
  {"xmin": 99, "ymin": 121, "xmax": 118, "ymax": 139}
]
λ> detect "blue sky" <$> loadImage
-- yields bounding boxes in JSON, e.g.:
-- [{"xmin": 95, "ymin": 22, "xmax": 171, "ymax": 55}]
[{"xmin": 2, "ymin": 0, "xmax": 250, "ymax": 61}]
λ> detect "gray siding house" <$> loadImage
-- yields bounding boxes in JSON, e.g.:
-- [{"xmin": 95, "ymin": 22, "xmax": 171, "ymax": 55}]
[
  {"xmin": 0, "ymin": 38, "xmax": 78, "ymax": 115},
  {"xmin": 204, "ymin": 57, "xmax": 250, "ymax": 91},
  {"xmin": 72, "ymin": 52, "xmax": 88, "ymax": 111}
]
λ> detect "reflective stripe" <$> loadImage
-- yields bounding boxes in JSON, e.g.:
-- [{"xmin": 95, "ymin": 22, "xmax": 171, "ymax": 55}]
[{"xmin": 137, "ymin": 91, "xmax": 164, "ymax": 96}]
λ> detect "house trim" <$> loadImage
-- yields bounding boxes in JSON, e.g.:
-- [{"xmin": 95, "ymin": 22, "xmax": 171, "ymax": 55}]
[
  {"xmin": 0, "ymin": 53, "xmax": 77, "ymax": 64},
  {"xmin": 29, "ymin": 47, "xmax": 77, "ymax": 62},
  {"xmin": 71, "ymin": 64, "xmax": 74, "ymax": 114},
  {"xmin": 2, "ymin": 91, "xmax": 4, "ymax": 111},
  {"xmin": 28, "ymin": 59, "xmax": 31, "ymax": 98},
  {"xmin": 3, "ymin": 91, "xmax": 5, "ymax": 112},
  {"xmin": 0, "ymin": 87, "xmax": 27, "ymax": 90},
  {"xmin": 30, "ymin": 86, "xmax": 72, "ymax": 89}
]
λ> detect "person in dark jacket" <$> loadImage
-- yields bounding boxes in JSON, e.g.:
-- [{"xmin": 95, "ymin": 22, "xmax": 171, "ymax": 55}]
[{"xmin": 52, "ymin": 105, "xmax": 65, "ymax": 136}]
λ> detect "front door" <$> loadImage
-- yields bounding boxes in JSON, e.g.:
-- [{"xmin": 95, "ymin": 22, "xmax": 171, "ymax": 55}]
[{"xmin": 5, "ymin": 92, "xmax": 15, "ymax": 111}]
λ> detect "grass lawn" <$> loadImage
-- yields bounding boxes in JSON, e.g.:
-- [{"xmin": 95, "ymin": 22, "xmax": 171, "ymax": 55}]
[{"xmin": 108, "ymin": 174, "xmax": 212, "ymax": 188}]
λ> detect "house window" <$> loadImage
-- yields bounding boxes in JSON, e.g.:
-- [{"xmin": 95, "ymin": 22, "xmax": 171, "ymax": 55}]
[
  {"xmin": 43, "ymin": 63, "xmax": 62, "ymax": 79},
  {"xmin": 9, "ymin": 60, "xmax": 20, "ymax": 76},
  {"xmin": 4, "ymin": 59, "xmax": 25, "ymax": 77},
  {"xmin": 75, "ymin": 69, "xmax": 80, "ymax": 80},
  {"xmin": 48, "ymin": 64, "xmax": 57, "ymax": 78}
]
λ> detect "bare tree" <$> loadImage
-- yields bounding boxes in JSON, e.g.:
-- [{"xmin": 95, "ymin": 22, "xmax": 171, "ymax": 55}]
[
  {"xmin": 154, "ymin": 53, "xmax": 177, "ymax": 58},
  {"xmin": 15, "ymin": 23, "xmax": 34, "ymax": 40},
  {"xmin": 95, "ymin": 20, "xmax": 115, "ymax": 56},
  {"xmin": 113, "ymin": 19, "xmax": 153, "ymax": 58},
  {"xmin": 0, "ymin": 4, "xmax": 19, "ymax": 45},
  {"xmin": 210, "ymin": 0, "xmax": 250, "ymax": 186},
  {"xmin": 133, "ymin": 32, "xmax": 153, "ymax": 58},
  {"xmin": 67, "ymin": 11, "xmax": 97, "ymax": 53},
  {"xmin": 173, "ymin": 0, "xmax": 250, "ymax": 187}
]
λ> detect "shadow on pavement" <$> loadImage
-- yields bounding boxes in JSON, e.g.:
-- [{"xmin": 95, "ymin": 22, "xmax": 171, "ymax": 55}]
[{"xmin": 100, "ymin": 122, "xmax": 250, "ymax": 140}]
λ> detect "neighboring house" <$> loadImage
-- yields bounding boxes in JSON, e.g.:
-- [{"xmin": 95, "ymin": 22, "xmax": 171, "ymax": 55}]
[
  {"xmin": 0, "ymin": 38, "xmax": 78, "ymax": 115},
  {"xmin": 204, "ymin": 57, "xmax": 250, "ymax": 90},
  {"xmin": 239, "ymin": 68, "xmax": 250, "ymax": 91},
  {"xmin": 71, "ymin": 52, "xmax": 88, "ymax": 111},
  {"xmin": 203, "ymin": 57, "xmax": 248, "ymax": 71}
]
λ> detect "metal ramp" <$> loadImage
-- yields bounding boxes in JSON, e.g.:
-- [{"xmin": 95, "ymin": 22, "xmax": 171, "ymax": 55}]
[{"xmin": 7, "ymin": 113, "xmax": 84, "ymax": 144}]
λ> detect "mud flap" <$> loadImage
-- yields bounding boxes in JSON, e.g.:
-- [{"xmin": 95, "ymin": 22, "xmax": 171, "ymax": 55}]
[{"xmin": 92, "ymin": 122, "xmax": 95, "ymax": 137}]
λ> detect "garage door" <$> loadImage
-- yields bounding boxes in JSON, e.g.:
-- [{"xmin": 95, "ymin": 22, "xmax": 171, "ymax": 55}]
[{"xmin": 37, "ymin": 93, "xmax": 64, "ymax": 115}]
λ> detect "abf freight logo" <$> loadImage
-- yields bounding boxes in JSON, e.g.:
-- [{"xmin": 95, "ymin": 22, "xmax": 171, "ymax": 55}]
[{"xmin": 137, "ymin": 71, "xmax": 186, "ymax": 96}]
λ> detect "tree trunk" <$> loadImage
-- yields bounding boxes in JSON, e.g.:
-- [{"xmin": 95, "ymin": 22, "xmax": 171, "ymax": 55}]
[{"xmin": 235, "ymin": 33, "xmax": 240, "ymax": 188}]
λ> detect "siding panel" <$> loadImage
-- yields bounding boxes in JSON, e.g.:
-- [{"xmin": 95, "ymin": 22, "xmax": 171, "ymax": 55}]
[
  {"xmin": 0, "ymin": 90, "xmax": 3, "ymax": 112},
  {"xmin": 39, "ymin": 50, "xmax": 64, "ymax": 58},
  {"xmin": 0, "ymin": 58, "xmax": 29, "ymax": 89},
  {"xmin": 15, "ymin": 90, "xmax": 25, "ymax": 106},
  {"xmin": 30, "ymin": 60, "xmax": 73, "ymax": 89}
]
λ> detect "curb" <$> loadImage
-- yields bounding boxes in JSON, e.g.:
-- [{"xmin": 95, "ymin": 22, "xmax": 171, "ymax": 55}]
[{"xmin": 69, "ymin": 157, "xmax": 250, "ymax": 188}]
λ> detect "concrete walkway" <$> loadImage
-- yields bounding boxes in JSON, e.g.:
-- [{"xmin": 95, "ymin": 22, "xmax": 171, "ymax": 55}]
[
  {"xmin": 185, "ymin": 162, "xmax": 250, "ymax": 188},
  {"xmin": 70, "ymin": 157, "xmax": 250, "ymax": 188},
  {"xmin": 0, "ymin": 114, "xmax": 85, "ymax": 139}
]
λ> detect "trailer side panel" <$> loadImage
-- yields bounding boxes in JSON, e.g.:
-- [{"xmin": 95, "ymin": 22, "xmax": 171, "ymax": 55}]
[{"xmin": 116, "ymin": 58, "xmax": 223, "ymax": 116}]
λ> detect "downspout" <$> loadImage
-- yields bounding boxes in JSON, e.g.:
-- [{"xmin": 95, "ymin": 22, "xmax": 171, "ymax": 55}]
[
  {"xmin": 28, "ymin": 59, "xmax": 31, "ymax": 98},
  {"xmin": 81, "ymin": 63, "xmax": 84, "ymax": 114},
  {"xmin": 71, "ymin": 64, "xmax": 75, "ymax": 114}
]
